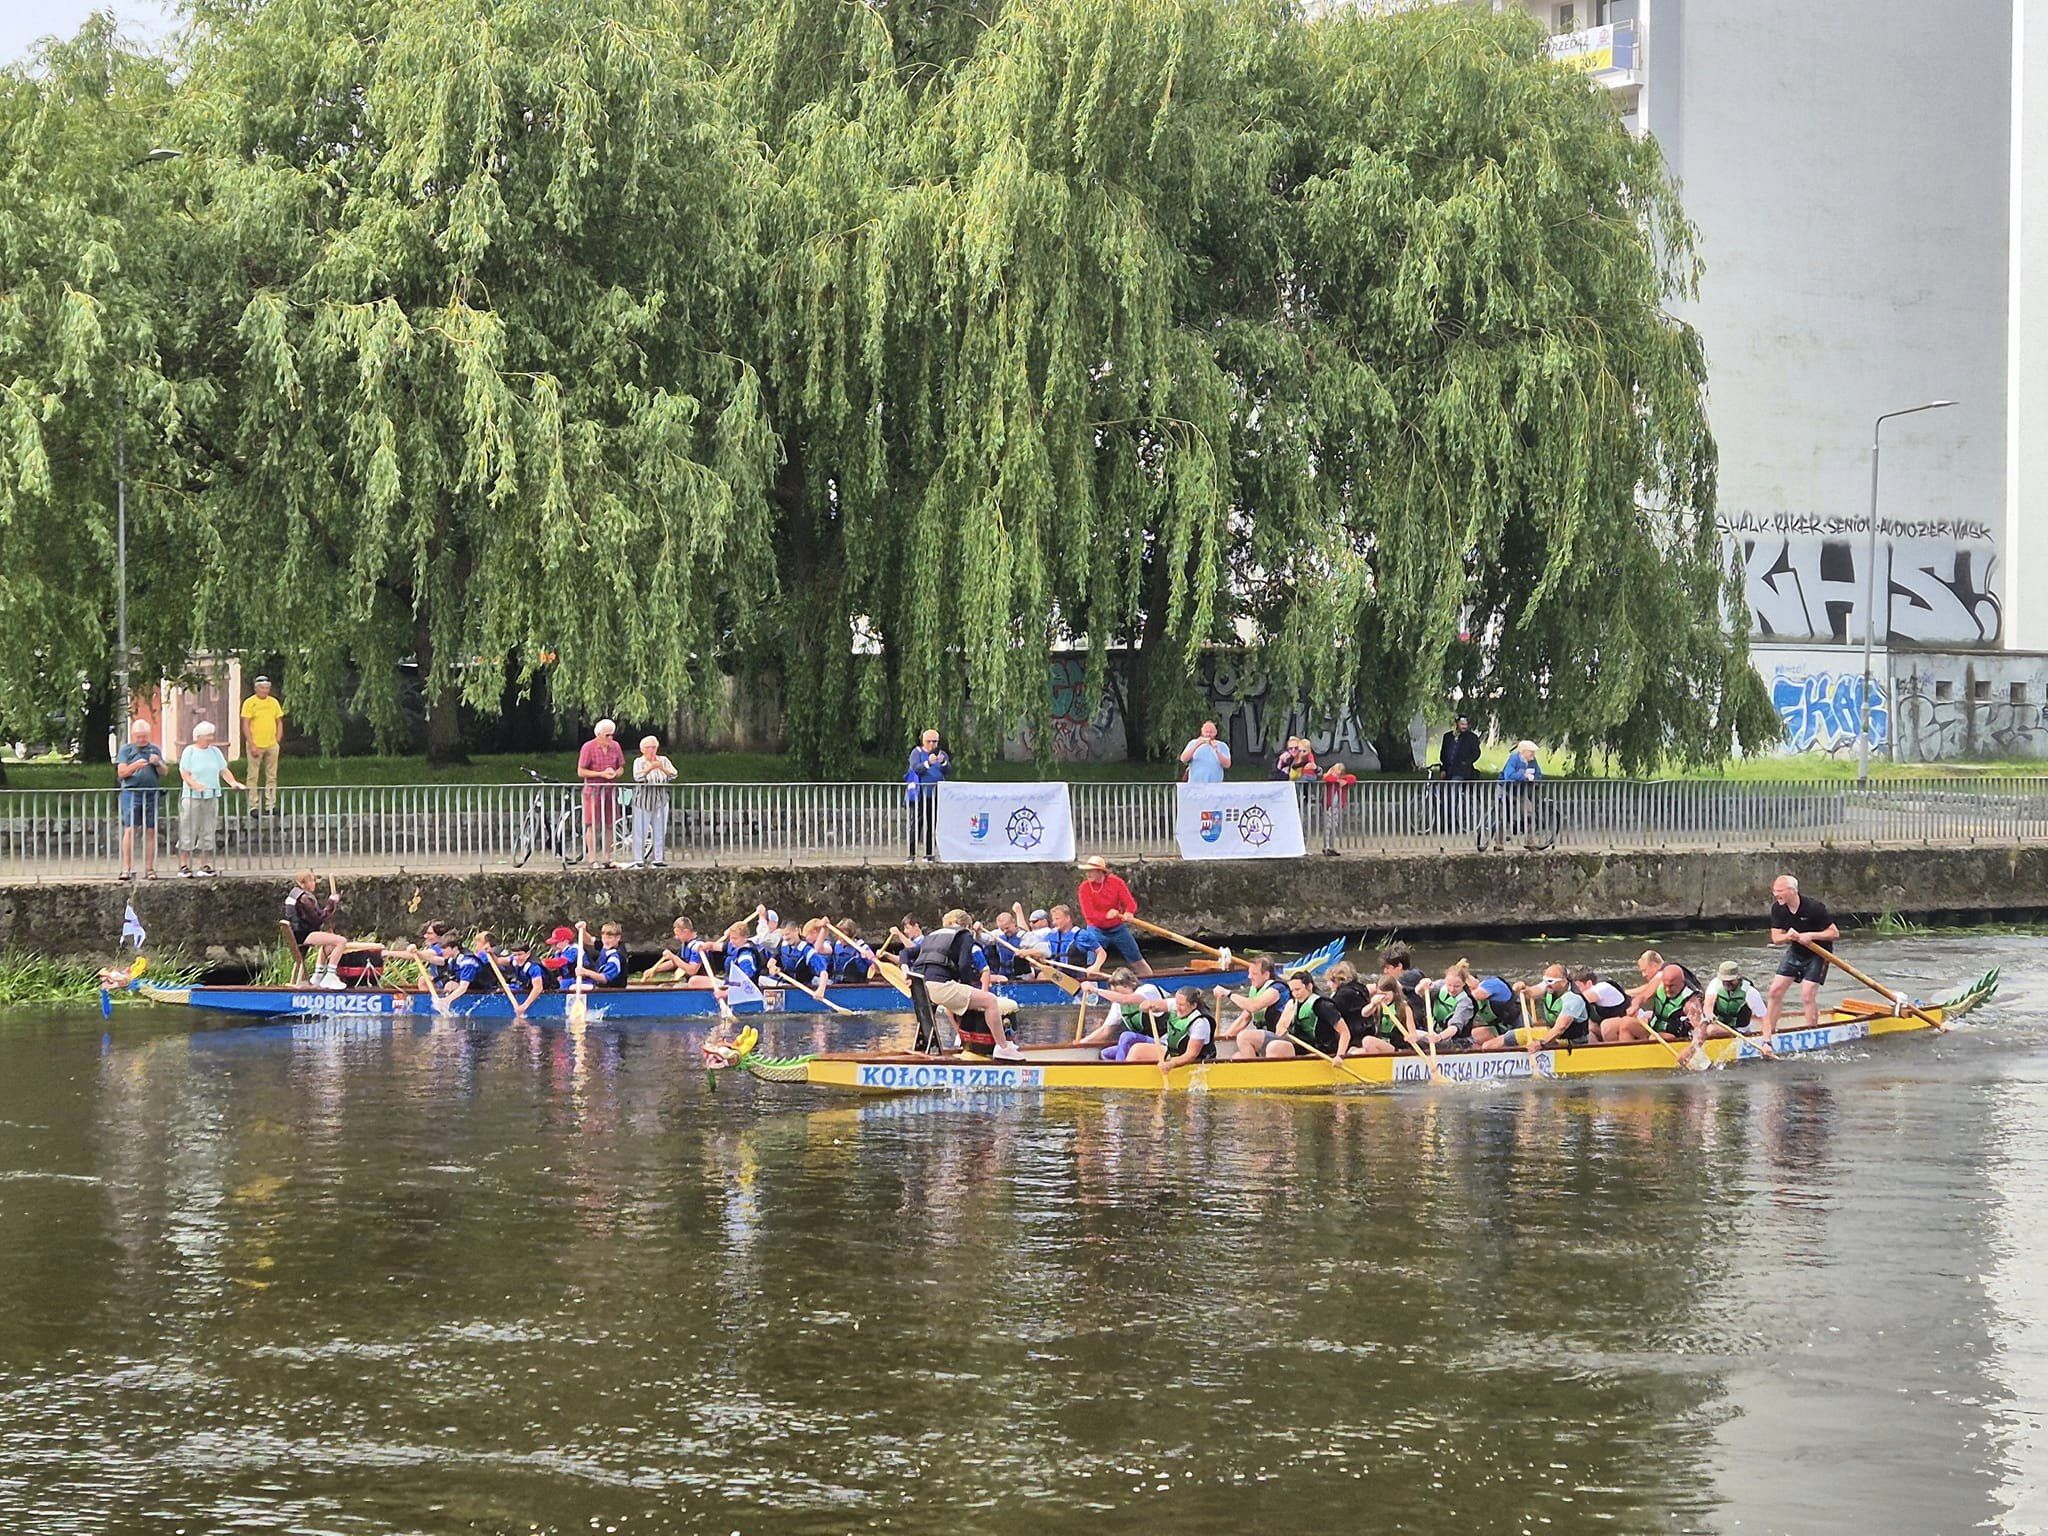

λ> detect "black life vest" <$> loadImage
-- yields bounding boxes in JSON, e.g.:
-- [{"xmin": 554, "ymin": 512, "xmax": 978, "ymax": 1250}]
[{"xmin": 911, "ymin": 927, "xmax": 981, "ymax": 985}]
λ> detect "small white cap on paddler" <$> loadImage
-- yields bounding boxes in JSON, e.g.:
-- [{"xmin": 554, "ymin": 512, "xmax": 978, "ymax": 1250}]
[
  {"xmin": 1029, "ymin": 908, "xmax": 1049, "ymax": 924},
  {"xmin": 1716, "ymin": 960, "xmax": 1742, "ymax": 983}
]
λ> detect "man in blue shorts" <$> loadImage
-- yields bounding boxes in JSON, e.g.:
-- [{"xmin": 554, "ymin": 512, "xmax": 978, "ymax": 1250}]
[
  {"xmin": 116, "ymin": 720, "xmax": 167, "ymax": 881},
  {"xmin": 1760, "ymin": 874, "xmax": 1838, "ymax": 1047},
  {"xmin": 1076, "ymin": 856, "xmax": 1151, "ymax": 977}
]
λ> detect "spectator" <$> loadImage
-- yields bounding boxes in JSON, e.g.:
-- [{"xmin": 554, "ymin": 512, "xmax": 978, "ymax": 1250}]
[
  {"xmin": 176, "ymin": 722, "xmax": 244, "ymax": 878},
  {"xmin": 240, "ymin": 674, "xmax": 286, "ymax": 814},
  {"xmin": 904, "ymin": 728, "xmax": 949, "ymax": 863},
  {"xmin": 1179, "ymin": 720, "xmax": 1231, "ymax": 783},
  {"xmin": 1321, "ymin": 760, "xmax": 1358, "ymax": 809},
  {"xmin": 578, "ymin": 719, "xmax": 625, "ymax": 867},
  {"xmin": 1500, "ymin": 740, "xmax": 1543, "ymax": 787},
  {"xmin": 115, "ymin": 720, "xmax": 167, "ymax": 881},
  {"xmin": 1275, "ymin": 737, "xmax": 1320, "ymax": 781},
  {"xmin": 1439, "ymin": 715, "xmax": 1482, "ymax": 780},
  {"xmin": 629, "ymin": 735, "xmax": 677, "ymax": 868}
]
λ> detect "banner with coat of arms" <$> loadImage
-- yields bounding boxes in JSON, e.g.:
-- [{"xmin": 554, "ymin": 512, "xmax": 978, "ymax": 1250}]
[
  {"xmin": 1174, "ymin": 782, "xmax": 1307, "ymax": 860},
  {"xmin": 935, "ymin": 782, "xmax": 1077, "ymax": 864}
]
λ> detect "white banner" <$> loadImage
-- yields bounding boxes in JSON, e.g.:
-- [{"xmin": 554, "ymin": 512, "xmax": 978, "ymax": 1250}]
[
  {"xmin": 1175, "ymin": 782, "xmax": 1307, "ymax": 860},
  {"xmin": 936, "ymin": 782, "xmax": 1077, "ymax": 863}
]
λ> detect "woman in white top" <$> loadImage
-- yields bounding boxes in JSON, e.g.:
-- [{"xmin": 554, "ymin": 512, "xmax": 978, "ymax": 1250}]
[{"xmin": 630, "ymin": 736, "xmax": 678, "ymax": 867}]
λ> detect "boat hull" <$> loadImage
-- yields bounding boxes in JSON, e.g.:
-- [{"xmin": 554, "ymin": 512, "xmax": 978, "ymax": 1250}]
[
  {"xmin": 746, "ymin": 993, "xmax": 1989, "ymax": 1095},
  {"xmin": 135, "ymin": 967, "xmax": 1250, "ymax": 1022}
]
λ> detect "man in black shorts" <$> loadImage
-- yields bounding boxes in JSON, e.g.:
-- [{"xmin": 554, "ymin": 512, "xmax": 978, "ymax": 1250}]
[{"xmin": 1760, "ymin": 874, "xmax": 1839, "ymax": 1048}]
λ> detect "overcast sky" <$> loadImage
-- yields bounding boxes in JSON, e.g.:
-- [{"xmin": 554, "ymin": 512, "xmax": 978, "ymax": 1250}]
[{"xmin": 3, "ymin": 0, "xmax": 176, "ymax": 66}]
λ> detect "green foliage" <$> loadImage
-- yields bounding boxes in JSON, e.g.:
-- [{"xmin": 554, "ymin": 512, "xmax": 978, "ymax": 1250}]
[
  {"xmin": 0, "ymin": 0, "xmax": 1775, "ymax": 775},
  {"xmin": 0, "ymin": 948, "xmax": 202, "ymax": 1005}
]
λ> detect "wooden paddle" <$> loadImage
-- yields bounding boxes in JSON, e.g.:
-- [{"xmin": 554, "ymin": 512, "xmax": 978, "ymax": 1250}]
[
  {"xmin": 567, "ymin": 922, "xmax": 590, "ymax": 1026},
  {"xmin": 770, "ymin": 964, "xmax": 856, "ymax": 1016},
  {"xmin": 1127, "ymin": 915, "xmax": 1222, "ymax": 961},
  {"xmin": 827, "ymin": 920, "xmax": 911, "ymax": 998},
  {"xmin": 1796, "ymin": 935, "xmax": 1946, "ymax": 1033},
  {"xmin": 984, "ymin": 932, "xmax": 1081, "ymax": 995},
  {"xmin": 482, "ymin": 948, "xmax": 529, "ymax": 1020}
]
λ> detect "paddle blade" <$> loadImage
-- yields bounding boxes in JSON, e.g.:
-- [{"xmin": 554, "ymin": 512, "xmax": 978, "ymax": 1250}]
[
  {"xmin": 99, "ymin": 989, "xmax": 113, "ymax": 1020},
  {"xmin": 1283, "ymin": 937, "xmax": 1346, "ymax": 977}
]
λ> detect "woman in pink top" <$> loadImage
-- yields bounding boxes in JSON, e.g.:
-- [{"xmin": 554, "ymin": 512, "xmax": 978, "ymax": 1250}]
[{"xmin": 578, "ymin": 719, "xmax": 625, "ymax": 867}]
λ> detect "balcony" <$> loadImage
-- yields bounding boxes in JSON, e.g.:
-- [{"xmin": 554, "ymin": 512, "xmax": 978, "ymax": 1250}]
[{"xmin": 1544, "ymin": 18, "xmax": 1642, "ymax": 91}]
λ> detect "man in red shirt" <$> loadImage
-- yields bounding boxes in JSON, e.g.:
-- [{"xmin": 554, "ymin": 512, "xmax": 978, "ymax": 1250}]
[{"xmin": 1076, "ymin": 855, "xmax": 1151, "ymax": 976}]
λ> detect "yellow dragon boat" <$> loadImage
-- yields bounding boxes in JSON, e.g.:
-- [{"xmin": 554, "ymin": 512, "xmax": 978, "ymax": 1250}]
[{"xmin": 714, "ymin": 971, "xmax": 2000, "ymax": 1096}]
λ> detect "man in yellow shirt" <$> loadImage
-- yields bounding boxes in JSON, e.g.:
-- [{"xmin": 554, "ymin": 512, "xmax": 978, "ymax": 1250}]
[{"xmin": 240, "ymin": 675, "xmax": 286, "ymax": 813}]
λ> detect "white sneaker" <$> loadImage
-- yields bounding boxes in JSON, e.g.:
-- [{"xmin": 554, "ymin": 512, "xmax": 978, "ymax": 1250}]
[
  {"xmin": 993, "ymin": 1041, "xmax": 1025, "ymax": 1062},
  {"xmin": 314, "ymin": 973, "xmax": 346, "ymax": 990}
]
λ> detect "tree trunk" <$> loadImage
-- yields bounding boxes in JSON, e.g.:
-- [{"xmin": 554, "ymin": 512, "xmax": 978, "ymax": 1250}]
[
  {"xmin": 1372, "ymin": 728, "xmax": 1416, "ymax": 774},
  {"xmin": 1121, "ymin": 542, "xmax": 1177, "ymax": 764},
  {"xmin": 415, "ymin": 613, "xmax": 468, "ymax": 767}
]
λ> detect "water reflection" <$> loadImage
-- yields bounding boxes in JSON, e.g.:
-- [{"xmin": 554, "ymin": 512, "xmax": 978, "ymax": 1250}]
[{"xmin": 0, "ymin": 933, "xmax": 2040, "ymax": 1532}]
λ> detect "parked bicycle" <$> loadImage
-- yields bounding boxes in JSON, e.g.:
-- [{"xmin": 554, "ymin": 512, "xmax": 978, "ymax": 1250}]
[
  {"xmin": 512, "ymin": 769, "xmax": 584, "ymax": 869},
  {"xmin": 1475, "ymin": 781, "xmax": 1563, "ymax": 852}
]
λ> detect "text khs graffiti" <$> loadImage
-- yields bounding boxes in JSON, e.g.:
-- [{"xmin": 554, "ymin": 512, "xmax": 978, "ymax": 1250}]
[{"xmin": 1724, "ymin": 519, "xmax": 2002, "ymax": 646}]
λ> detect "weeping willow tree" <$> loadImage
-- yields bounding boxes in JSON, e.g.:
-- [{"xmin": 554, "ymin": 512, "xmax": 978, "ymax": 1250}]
[
  {"xmin": 1227, "ymin": 6, "xmax": 1775, "ymax": 770},
  {"xmin": 159, "ymin": 0, "xmax": 778, "ymax": 758},
  {"xmin": 0, "ymin": 21, "xmax": 196, "ymax": 764},
  {"xmin": 1, "ymin": 0, "xmax": 1773, "ymax": 773}
]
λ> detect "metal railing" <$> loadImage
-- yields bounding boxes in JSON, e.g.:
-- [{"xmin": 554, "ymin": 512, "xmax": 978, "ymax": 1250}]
[{"xmin": 5, "ymin": 776, "xmax": 2048, "ymax": 881}]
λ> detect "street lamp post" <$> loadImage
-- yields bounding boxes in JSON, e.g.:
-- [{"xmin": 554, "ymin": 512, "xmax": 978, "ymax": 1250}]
[
  {"xmin": 1859, "ymin": 399, "xmax": 1959, "ymax": 782},
  {"xmin": 112, "ymin": 147, "xmax": 182, "ymax": 747}
]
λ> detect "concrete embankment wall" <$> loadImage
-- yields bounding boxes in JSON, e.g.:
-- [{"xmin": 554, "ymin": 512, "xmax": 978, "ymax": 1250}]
[{"xmin": 3, "ymin": 844, "xmax": 2044, "ymax": 965}]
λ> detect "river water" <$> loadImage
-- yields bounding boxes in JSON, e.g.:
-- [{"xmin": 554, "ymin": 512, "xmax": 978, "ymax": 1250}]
[{"xmin": 1, "ymin": 931, "xmax": 2045, "ymax": 1535}]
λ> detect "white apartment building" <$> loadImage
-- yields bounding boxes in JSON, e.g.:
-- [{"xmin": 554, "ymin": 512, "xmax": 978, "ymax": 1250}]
[{"xmin": 1523, "ymin": 0, "xmax": 2046, "ymax": 759}]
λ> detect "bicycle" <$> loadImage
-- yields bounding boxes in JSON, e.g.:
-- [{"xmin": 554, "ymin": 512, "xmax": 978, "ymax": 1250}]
[
  {"xmin": 1420, "ymin": 763, "xmax": 1486, "ymax": 838},
  {"xmin": 511, "ymin": 768, "xmax": 585, "ymax": 869},
  {"xmin": 1475, "ymin": 781, "xmax": 1562, "ymax": 852}
]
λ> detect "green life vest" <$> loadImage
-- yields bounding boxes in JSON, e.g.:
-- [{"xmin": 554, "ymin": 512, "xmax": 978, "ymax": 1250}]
[
  {"xmin": 1648, "ymin": 984, "xmax": 1691, "ymax": 1029},
  {"xmin": 1162, "ymin": 1006, "xmax": 1210, "ymax": 1056},
  {"xmin": 1369, "ymin": 998, "xmax": 1404, "ymax": 1038},
  {"xmin": 1539, "ymin": 990, "xmax": 1571, "ymax": 1027},
  {"xmin": 1713, "ymin": 983, "xmax": 1749, "ymax": 1024},
  {"xmin": 1430, "ymin": 987, "xmax": 1464, "ymax": 1027}
]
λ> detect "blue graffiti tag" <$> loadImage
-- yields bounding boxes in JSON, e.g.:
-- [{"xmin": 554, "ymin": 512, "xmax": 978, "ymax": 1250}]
[{"xmin": 1772, "ymin": 671, "xmax": 1889, "ymax": 754}]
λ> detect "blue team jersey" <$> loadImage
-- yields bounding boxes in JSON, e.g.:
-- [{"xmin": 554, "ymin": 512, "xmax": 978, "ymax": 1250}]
[
  {"xmin": 558, "ymin": 944, "xmax": 588, "ymax": 988},
  {"xmin": 726, "ymin": 944, "xmax": 764, "ymax": 984},
  {"xmin": 593, "ymin": 944, "xmax": 627, "ymax": 986},
  {"xmin": 1044, "ymin": 928, "xmax": 1098, "ymax": 966},
  {"xmin": 505, "ymin": 957, "xmax": 546, "ymax": 991},
  {"xmin": 453, "ymin": 950, "xmax": 495, "ymax": 984},
  {"xmin": 775, "ymin": 939, "xmax": 813, "ymax": 977},
  {"xmin": 832, "ymin": 942, "xmax": 875, "ymax": 982}
]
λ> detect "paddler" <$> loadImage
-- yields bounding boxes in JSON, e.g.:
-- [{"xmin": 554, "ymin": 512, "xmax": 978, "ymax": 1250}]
[
  {"xmin": 1076, "ymin": 856, "xmax": 1152, "ymax": 977},
  {"xmin": 282, "ymin": 870, "xmax": 356, "ymax": 989},
  {"xmin": 1466, "ymin": 972, "xmax": 1521, "ymax": 1045},
  {"xmin": 1213, "ymin": 956, "xmax": 1286, "ymax": 1055},
  {"xmin": 1248, "ymin": 973, "xmax": 1351, "ymax": 1061},
  {"xmin": 1323, "ymin": 962, "xmax": 1398, "ymax": 1057},
  {"xmin": 1077, "ymin": 967, "xmax": 1172, "ymax": 1059},
  {"xmin": 1417, "ymin": 960, "xmax": 1477, "ymax": 1049},
  {"xmin": 1570, "ymin": 965, "xmax": 1633, "ymax": 1028},
  {"xmin": 1379, "ymin": 944, "xmax": 1426, "ymax": 1024},
  {"xmin": 1073, "ymin": 967, "xmax": 1163, "ymax": 1048},
  {"xmin": 906, "ymin": 909, "xmax": 1023, "ymax": 1060},
  {"xmin": 1482, "ymin": 964, "xmax": 1591, "ymax": 1054},
  {"xmin": 830, "ymin": 919, "xmax": 878, "ymax": 982},
  {"xmin": 1354, "ymin": 976, "xmax": 1420, "ymax": 1055},
  {"xmin": 574, "ymin": 922, "xmax": 629, "ymax": 990},
  {"xmin": 500, "ymin": 936, "xmax": 547, "ymax": 1018},
  {"xmin": 1675, "ymin": 960, "xmax": 1773, "ymax": 1067},
  {"xmin": 642, "ymin": 917, "xmax": 715, "ymax": 986},
  {"xmin": 1120, "ymin": 987, "xmax": 1218, "ymax": 1069},
  {"xmin": 436, "ymin": 930, "xmax": 503, "ymax": 1010},
  {"xmin": 1605, "ymin": 958, "xmax": 1701, "ymax": 1045}
]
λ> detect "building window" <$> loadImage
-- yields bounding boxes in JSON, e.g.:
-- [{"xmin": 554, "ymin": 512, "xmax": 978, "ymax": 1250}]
[
  {"xmin": 1555, "ymin": 3, "xmax": 1575, "ymax": 31},
  {"xmin": 1935, "ymin": 680, "xmax": 1954, "ymax": 701},
  {"xmin": 1972, "ymin": 680, "xmax": 1991, "ymax": 703},
  {"xmin": 2012, "ymin": 682, "xmax": 2028, "ymax": 705}
]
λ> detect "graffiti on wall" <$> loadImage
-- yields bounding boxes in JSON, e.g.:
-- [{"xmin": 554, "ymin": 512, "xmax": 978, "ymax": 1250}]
[
  {"xmin": 1002, "ymin": 654, "xmax": 1382, "ymax": 767},
  {"xmin": 1721, "ymin": 514, "xmax": 2001, "ymax": 645},
  {"xmin": 1008, "ymin": 655, "xmax": 1128, "ymax": 762},
  {"xmin": 1771, "ymin": 669, "xmax": 1889, "ymax": 755},
  {"xmin": 1892, "ymin": 666, "xmax": 2048, "ymax": 762}
]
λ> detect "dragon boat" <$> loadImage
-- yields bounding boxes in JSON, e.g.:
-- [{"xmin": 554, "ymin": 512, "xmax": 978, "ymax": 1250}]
[
  {"xmin": 128, "ymin": 963, "xmax": 1255, "ymax": 1023},
  {"xmin": 712, "ymin": 970, "xmax": 2002, "ymax": 1095}
]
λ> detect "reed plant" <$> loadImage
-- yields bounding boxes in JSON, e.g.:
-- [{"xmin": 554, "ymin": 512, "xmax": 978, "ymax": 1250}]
[{"xmin": 0, "ymin": 949, "xmax": 203, "ymax": 1006}]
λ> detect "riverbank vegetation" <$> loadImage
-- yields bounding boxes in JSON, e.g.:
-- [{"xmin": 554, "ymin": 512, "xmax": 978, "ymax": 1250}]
[
  {"xmin": 0, "ymin": 0, "xmax": 1773, "ymax": 778},
  {"xmin": 0, "ymin": 950, "xmax": 202, "ymax": 1006}
]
